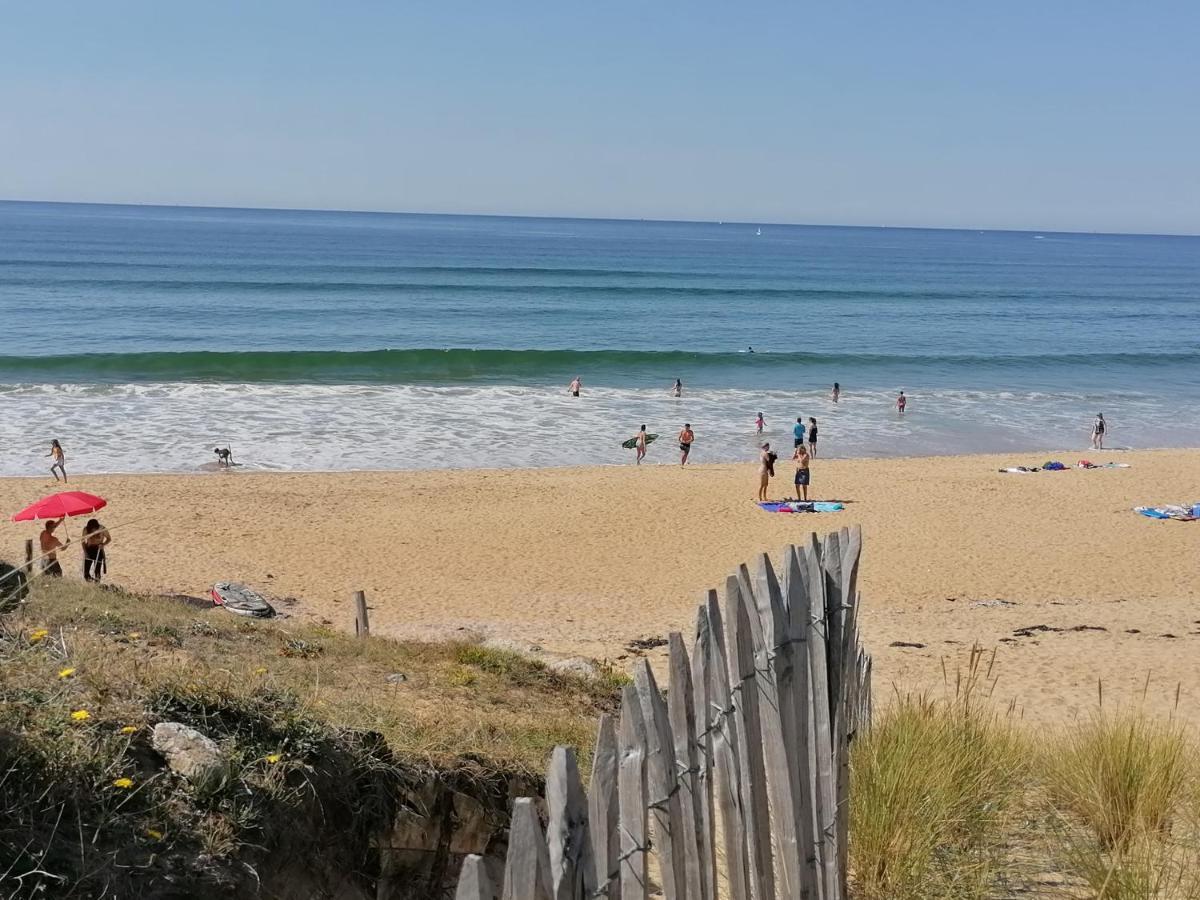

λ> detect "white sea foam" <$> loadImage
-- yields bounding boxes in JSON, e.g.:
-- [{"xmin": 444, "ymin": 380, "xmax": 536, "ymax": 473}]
[{"xmin": 0, "ymin": 382, "xmax": 1193, "ymax": 476}]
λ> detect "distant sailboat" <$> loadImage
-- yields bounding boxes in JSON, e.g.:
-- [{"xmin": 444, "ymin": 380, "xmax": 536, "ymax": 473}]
[{"xmin": 756, "ymin": 227, "xmax": 762, "ymax": 236}]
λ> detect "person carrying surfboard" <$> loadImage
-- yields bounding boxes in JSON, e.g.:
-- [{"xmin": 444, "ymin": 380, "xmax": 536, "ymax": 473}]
[
  {"xmin": 678, "ymin": 424, "xmax": 694, "ymax": 466},
  {"xmin": 635, "ymin": 425, "xmax": 648, "ymax": 465}
]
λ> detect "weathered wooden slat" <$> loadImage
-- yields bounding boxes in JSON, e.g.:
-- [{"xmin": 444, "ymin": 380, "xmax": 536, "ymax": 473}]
[
  {"xmin": 701, "ymin": 592, "xmax": 751, "ymax": 900},
  {"xmin": 588, "ymin": 714, "xmax": 620, "ymax": 899},
  {"xmin": 803, "ymin": 535, "xmax": 840, "ymax": 900},
  {"xmin": 726, "ymin": 575, "xmax": 776, "ymax": 900},
  {"xmin": 617, "ymin": 684, "xmax": 649, "ymax": 900},
  {"xmin": 667, "ymin": 632, "xmax": 706, "ymax": 900},
  {"xmin": 503, "ymin": 797, "xmax": 553, "ymax": 900},
  {"xmin": 457, "ymin": 853, "xmax": 496, "ymax": 900},
  {"xmin": 690, "ymin": 603, "xmax": 718, "ymax": 900},
  {"xmin": 634, "ymin": 660, "xmax": 687, "ymax": 900},
  {"xmin": 547, "ymin": 746, "xmax": 593, "ymax": 900},
  {"xmin": 781, "ymin": 543, "xmax": 823, "ymax": 900},
  {"xmin": 747, "ymin": 551, "xmax": 805, "ymax": 900}
]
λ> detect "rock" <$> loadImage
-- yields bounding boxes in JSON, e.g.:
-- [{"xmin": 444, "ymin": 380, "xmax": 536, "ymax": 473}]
[
  {"xmin": 152, "ymin": 722, "xmax": 226, "ymax": 786},
  {"xmin": 386, "ymin": 672, "xmax": 408, "ymax": 684},
  {"xmin": 549, "ymin": 657, "xmax": 600, "ymax": 679}
]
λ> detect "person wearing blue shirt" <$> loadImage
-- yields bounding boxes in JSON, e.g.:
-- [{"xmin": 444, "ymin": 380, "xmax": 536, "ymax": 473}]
[{"xmin": 793, "ymin": 417, "xmax": 805, "ymax": 448}]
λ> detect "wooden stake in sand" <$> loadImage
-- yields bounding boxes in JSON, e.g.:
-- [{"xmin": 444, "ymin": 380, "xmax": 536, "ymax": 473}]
[{"xmin": 353, "ymin": 590, "xmax": 370, "ymax": 638}]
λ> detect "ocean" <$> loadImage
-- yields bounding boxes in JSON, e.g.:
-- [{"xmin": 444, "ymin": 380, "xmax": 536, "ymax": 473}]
[{"xmin": 2, "ymin": 200, "xmax": 1198, "ymax": 474}]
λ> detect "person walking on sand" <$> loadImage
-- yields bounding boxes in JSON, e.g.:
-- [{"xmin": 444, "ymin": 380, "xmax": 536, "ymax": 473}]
[
  {"xmin": 897, "ymin": 391, "xmax": 907, "ymax": 414},
  {"xmin": 81, "ymin": 518, "xmax": 111, "ymax": 583},
  {"xmin": 48, "ymin": 440, "xmax": 67, "ymax": 482},
  {"xmin": 678, "ymin": 423, "xmax": 694, "ymax": 465},
  {"xmin": 793, "ymin": 442, "xmax": 812, "ymax": 502},
  {"xmin": 831, "ymin": 382, "xmax": 840, "ymax": 404},
  {"xmin": 634, "ymin": 425, "xmax": 648, "ymax": 465},
  {"xmin": 1091, "ymin": 412, "xmax": 1107, "ymax": 450},
  {"xmin": 568, "ymin": 376, "xmax": 582, "ymax": 398},
  {"xmin": 807, "ymin": 417, "xmax": 819, "ymax": 458},
  {"xmin": 755, "ymin": 412, "xmax": 765, "ymax": 434},
  {"xmin": 670, "ymin": 379, "xmax": 683, "ymax": 398},
  {"xmin": 758, "ymin": 442, "xmax": 774, "ymax": 501},
  {"xmin": 793, "ymin": 417, "xmax": 805, "ymax": 449},
  {"xmin": 39, "ymin": 518, "xmax": 68, "ymax": 577}
]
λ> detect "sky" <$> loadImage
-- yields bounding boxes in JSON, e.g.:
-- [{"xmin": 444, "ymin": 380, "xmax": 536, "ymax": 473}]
[{"xmin": 1, "ymin": 2, "xmax": 1197, "ymax": 233}]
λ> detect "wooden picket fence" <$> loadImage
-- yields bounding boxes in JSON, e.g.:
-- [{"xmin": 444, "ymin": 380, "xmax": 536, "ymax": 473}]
[{"xmin": 457, "ymin": 526, "xmax": 870, "ymax": 900}]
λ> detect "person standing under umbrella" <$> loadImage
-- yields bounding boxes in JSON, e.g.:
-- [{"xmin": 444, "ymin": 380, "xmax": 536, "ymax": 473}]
[
  {"xmin": 82, "ymin": 518, "xmax": 112, "ymax": 583},
  {"xmin": 39, "ymin": 519, "xmax": 69, "ymax": 577},
  {"xmin": 48, "ymin": 440, "xmax": 67, "ymax": 482}
]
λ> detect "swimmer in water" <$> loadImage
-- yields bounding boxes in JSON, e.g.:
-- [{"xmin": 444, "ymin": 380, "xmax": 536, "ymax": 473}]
[
  {"xmin": 568, "ymin": 376, "xmax": 582, "ymax": 397},
  {"xmin": 755, "ymin": 412, "xmax": 765, "ymax": 434}
]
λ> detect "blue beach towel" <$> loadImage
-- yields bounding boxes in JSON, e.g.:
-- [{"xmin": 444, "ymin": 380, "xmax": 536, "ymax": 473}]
[{"xmin": 1134, "ymin": 504, "xmax": 1199, "ymax": 521}]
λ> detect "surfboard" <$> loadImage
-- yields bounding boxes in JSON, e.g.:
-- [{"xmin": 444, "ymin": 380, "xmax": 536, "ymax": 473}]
[
  {"xmin": 211, "ymin": 582, "xmax": 276, "ymax": 618},
  {"xmin": 621, "ymin": 434, "xmax": 659, "ymax": 450}
]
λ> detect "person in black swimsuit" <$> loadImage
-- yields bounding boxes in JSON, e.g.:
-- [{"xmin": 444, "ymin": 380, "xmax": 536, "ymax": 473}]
[
  {"xmin": 81, "ymin": 518, "xmax": 111, "ymax": 583},
  {"xmin": 807, "ymin": 417, "xmax": 819, "ymax": 458}
]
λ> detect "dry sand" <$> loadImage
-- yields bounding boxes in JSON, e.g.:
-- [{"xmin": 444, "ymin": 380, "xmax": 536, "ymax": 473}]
[{"xmin": 3, "ymin": 449, "xmax": 1197, "ymax": 724}]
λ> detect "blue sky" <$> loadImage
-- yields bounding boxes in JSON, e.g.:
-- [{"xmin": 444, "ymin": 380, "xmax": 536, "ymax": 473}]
[{"xmin": 1, "ymin": 2, "xmax": 1196, "ymax": 233}]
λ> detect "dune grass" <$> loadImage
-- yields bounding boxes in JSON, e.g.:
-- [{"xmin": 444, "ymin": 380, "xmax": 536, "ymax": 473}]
[
  {"xmin": 1041, "ymin": 713, "xmax": 1200, "ymax": 899},
  {"xmin": 850, "ymin": 655, "xmax": 1200, "ymax": 900},
  {"xmin": 0, "ymin": 577, "xmax": 624, "ymax": 896}
]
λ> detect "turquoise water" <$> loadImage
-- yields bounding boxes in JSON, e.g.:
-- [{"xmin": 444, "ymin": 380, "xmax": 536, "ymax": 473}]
[{"xmin": 2, "ymin": 201, "xmax": 1197, "ymax": 472}]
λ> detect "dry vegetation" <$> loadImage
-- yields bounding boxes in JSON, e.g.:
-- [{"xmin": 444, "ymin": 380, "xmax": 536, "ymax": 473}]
[
  {"xmin": 850, "ymin": 653, "xmax": 1200, "ymax": 899},
  {"xmin": 5, "ymin": 578, "xmax": 1200, "ymax": 899},
  {"xmin": 0, "ymin": 578, "xmax": 624, "ymax": 897}
]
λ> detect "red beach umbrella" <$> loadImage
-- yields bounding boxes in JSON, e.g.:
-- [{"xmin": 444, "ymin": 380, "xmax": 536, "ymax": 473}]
[{"xmin": 11, "ymin": 491, "xmax": 108, "ymax": 523}]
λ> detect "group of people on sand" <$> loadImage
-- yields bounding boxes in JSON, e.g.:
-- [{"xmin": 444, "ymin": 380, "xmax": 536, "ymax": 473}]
[{"xmin": 38, "ymin": 517, "xmax": 111, "ymax": 582}]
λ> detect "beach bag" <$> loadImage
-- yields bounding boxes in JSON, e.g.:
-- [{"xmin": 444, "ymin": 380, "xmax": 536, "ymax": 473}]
[{"xmin": 1043, "ymin": 460, "xmax": 1066, "ymax": 471}]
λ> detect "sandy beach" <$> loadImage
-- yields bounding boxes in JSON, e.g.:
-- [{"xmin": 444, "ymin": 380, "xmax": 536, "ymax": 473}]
[{"xmin": 3, "ymin": 448, "xmax": 1197, "ymax": 724}]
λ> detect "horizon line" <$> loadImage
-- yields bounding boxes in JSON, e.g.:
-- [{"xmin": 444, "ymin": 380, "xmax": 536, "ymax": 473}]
[{"xmin": 1, "ymin": 197, "xmax": 1197, "ymax": 240}]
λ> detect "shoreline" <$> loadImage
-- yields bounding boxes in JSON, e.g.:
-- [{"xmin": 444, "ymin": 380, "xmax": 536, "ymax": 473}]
[
  {"xmin": 4, "ymin": 448, "xmax": 1198, "ymax": 724},
  {"xmin": 0, "ymin": 441, "xmax": 1177, "ymax": 480}
]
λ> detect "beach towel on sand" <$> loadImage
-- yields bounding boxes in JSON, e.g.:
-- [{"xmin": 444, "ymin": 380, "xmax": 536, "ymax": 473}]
[
  {"xmin": 758, "ymin": 501, "xmax": 844, "ymax": 513},
  {"xmin": 1134, "ymin": 504, "xmax": 1200, "ymax": 521}
]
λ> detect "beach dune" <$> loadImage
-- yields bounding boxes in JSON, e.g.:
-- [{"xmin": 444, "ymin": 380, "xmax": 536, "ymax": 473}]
[{"xmin": 3, "ymin": 449, "xmax": 1197, "ymax": 724}]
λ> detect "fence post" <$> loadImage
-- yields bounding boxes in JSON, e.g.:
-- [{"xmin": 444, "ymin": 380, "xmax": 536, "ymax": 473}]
[
  {"xmin": 24, "ymin": 539, "xmax": 34, "ymax": 576},
  {"xmin": 353, "ymin": 590, "xmax": 369, "ymax": 638}
]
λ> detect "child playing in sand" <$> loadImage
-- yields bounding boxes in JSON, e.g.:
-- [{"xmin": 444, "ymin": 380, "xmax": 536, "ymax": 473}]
[{"xmin": 48, "ymin": 440, "xmax": 67, "ymax": 482}]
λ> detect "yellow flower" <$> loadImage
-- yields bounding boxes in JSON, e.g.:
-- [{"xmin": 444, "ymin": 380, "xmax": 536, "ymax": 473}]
[
  {"xmin": 29, "ymin": 629, "xmax": 49, "ymax": 643},
  {"xmin": 254, "ymin": 667, "xmax": 268, "ymax": 676},
  {"xmin": 265, "ymin": 753, "xmax": 281, "ymax": 764},
  {"xmin": 70, "ymin": 709, "xmax": 91, "ymax": 721},
  {"xmin": 145, "ymin": 828, "xmax": 163, "ymax": 841},
  {"xmin": 112, "ymin": 777, "xmax": 134, "ymax": 789},
  {"xmin": 58, "ymin": 667, "xmax": 76, "ymax": 679},
  {"xmin": 119, "ymin": 725, "xmax": 138, "ymax": 735}
]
